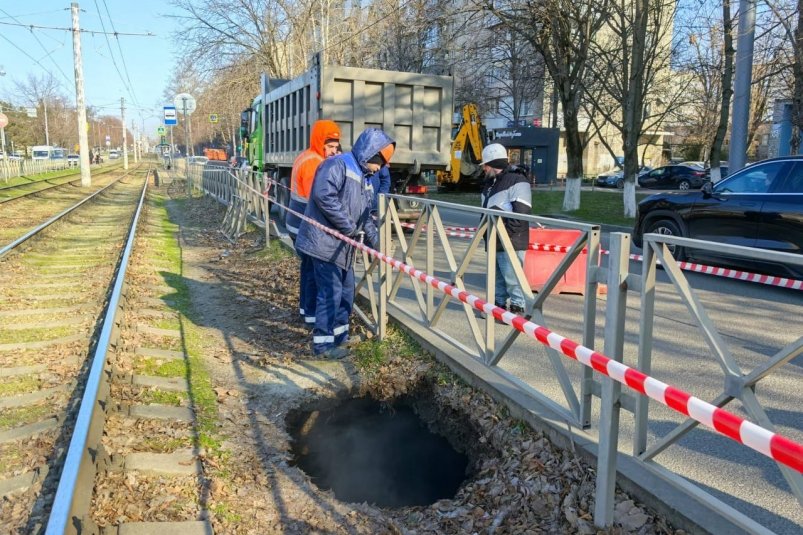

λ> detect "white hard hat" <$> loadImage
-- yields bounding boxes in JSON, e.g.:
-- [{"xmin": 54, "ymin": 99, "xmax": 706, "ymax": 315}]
[{"xmin": 480, "ymin": 143, "xmax": 508, "ymax": 165}]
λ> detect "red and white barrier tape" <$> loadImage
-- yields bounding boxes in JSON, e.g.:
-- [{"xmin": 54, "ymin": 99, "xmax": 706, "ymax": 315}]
[{"xmin": 266, "ymin": 183, "xmax": 803, "ymax": 474}]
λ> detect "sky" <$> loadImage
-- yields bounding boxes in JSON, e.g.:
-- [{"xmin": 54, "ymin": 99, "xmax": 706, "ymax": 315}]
[{"xmin": 0, "ymin": 0, "xmax": 181, "ymax": 135}]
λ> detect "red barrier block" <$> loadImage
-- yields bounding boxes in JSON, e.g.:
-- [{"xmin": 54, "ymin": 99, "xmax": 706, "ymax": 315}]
[{"xmin": 524, "ymin": 228, "xmax": 602, "ymax": 295}]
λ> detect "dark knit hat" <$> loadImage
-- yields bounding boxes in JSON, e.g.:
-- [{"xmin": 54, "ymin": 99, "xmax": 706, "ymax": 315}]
[{"xmin": 485, "ymin": 158, "xmax": 508, "ymax": 170}]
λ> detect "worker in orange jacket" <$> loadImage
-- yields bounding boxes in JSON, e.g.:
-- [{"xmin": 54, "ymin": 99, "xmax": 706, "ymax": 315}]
[{"xmin": 287, "ymin": 119, "xmax": 341, "ymax": 326}]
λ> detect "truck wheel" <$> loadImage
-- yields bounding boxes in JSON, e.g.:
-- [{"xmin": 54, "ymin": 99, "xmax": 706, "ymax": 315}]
[
  {"xmin": 277, "ymin": 176, "xmax": 289, "ymax": 225},
  {"xmin": 645, "ymin": 218, "xmax": 686, "ymax": 261}
]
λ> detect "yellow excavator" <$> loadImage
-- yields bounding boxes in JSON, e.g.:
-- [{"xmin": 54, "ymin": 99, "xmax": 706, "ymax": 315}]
[{"xmin": 437, "ymin": 103, "xmax": 488, "ymax": 191}]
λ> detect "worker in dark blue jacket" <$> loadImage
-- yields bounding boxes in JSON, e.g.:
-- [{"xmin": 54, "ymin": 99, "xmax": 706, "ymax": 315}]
[
  {"xmin": 371, "ymin": 165, "xmax": 391, "ymax": 213},
  {"xmin": 295, "ymin": 128, "xmax": 395, "ymax": 359}
]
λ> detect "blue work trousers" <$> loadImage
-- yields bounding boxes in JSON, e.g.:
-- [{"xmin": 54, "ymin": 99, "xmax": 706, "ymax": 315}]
[
  {"xmin": 298, "ymin": 251, "xmax": 317, "ymax": 324},
  {"xmin": 311, "ymin": 259, "xmax": 354, "ymax": 354},
  {"xmin": 495, "ymin": 250, "xmax": 527, "ymax": 308}
]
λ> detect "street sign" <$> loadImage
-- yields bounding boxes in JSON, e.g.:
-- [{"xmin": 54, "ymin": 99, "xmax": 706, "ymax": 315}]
[
  {"xmin": 157, "ymin": 126, "xmax": 166, "ymax": 136},
  {"xmin": 209, "ymin": 113, "xmax": 218, "ymax": 124},
  {"xmin": 0, "ymin": 113, "xmax": 7, "ymax": 128},
  {"xmin": 173, "ymin": 93, "xmax": 196, "ymax": 115},
  {"xmin": 164, "ymin": 106, "xmax": 177, "ymax": 126}
]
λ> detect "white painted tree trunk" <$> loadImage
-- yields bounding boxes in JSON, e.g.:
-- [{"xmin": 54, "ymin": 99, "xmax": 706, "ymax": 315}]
[
  {"xmin": 562, "ymin": 177, "xmax": 581, "ymax": 211},
  {"xmin": 709, "ymin": 166, "xmax": 722, "ymax": 183},
  {"xmin": 623, "ymin": 179, "xmax": 637, "ymax": 218}
]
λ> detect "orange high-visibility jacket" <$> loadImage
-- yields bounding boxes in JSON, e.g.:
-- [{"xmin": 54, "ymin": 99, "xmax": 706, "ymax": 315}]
[{"xmin": 290, "ymin": 120, "xmax": 341, "ymax": 202}]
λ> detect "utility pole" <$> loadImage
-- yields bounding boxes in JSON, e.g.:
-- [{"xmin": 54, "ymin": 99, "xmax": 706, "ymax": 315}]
[
  {"xmin": 121, "ymin": 97, "xmax": 128, "ymax": 170},
  {"xmin": 728, "ymin": 0, "xmax": 756, "ymax": 173},
  {"xmin": 71, "ymin": 2, "xmax": 91, "ymax": 186},
  {"xmin": 0, "ymin": 104, "xmax": 7, "ymax": 157},
  {"xmin": 132, "ymin": 120, "xmax": 138, "ymax": 163},
  {"xmin": 43, "ymin": 99, "xmax": 50, "ymax": 146},
  {"xmin": 182, "ymin": 97, "xmax": 190, "ymax": 193}
]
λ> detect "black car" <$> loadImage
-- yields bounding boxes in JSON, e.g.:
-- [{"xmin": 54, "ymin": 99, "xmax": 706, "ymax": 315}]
[
  {"xmin": 638, "ymin": 164, "xmax": 708, "ymax": 190},
  {"xmin": 595, "ymin": 166, "xmax": 652, "ymax": 189},
  {"xmin": 633, "ymin": 156, "xmax": 803, "ymax": 277}
]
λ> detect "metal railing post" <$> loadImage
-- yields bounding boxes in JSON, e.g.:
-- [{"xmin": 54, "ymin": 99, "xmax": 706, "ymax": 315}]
[
  {"xmin": 580, "ymin": 228, "xmax": 601, "ymax": 428},
  {"xmin": 594, "ymin": 232, "xmax": 631, "ymax": 527},
  {"xmin": 378, "ymin": 194, "xmax": 388, "ymax": 340},
  {"xmin": 263, "ymin": 171, "xmax": 270, "ymax": 248},
  {"xmin": 635, "ymin": 237, "xmax": 658, "ymax": 455},
  {"xmin": 484, "ymin": 215, "xmax": 497, "ymax": 362},
  {"xmin": 426, "ymin": 206, "xmax": 434, "ymax": 322}
]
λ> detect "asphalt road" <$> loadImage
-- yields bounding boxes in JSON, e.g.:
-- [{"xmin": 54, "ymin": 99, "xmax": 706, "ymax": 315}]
[{"xmin": 362, "ymin": 204, "xmax": 802, "ymax": 534}]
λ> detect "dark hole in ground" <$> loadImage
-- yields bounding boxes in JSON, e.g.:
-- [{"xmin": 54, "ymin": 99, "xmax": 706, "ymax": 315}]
[{"xmin": 287, "ymin": 396, "xmax": 470, "ymax": 508}]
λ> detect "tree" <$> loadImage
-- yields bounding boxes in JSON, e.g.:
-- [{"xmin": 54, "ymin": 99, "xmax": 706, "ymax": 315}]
[
  {"xmin": 11, "ymin": 72, "xmax": 65, "ymax": 147},
  {"xmin": 585, "ymin": 0, "xmax": 676, "ymax": 217},
  {"xmin": 490, "ymin": 0, "xmax": 607, "ymax": 211}
]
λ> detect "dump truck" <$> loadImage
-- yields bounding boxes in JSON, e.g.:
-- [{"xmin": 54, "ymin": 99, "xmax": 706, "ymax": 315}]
[{"xmin": 239, "ymin": 53, "xmax": 454, "ymax": 220}]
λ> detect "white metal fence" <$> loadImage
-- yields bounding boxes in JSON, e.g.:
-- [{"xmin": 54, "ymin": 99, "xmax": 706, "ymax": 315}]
[{"xmin": 187, "ymin": 164, "xmax": 803, "ymax": 534}]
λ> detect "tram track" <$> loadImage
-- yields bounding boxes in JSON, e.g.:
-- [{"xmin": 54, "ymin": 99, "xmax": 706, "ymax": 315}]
[
  {"xmin": 0, "ymin": 165, "xmax": 134, "ymax": 252},
  {"xmin": 0, "ymin": 164, "xmax": 122, "ymax": 200},
  {"xmin": 0, "ymin": 165, "xmax": 172, "ymax": 533}
]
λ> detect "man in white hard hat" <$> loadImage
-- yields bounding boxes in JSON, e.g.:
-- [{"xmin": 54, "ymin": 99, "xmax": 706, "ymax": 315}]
[{"xmin": 479, "ymin": 143, "xmax": 532, "ymax": 315}]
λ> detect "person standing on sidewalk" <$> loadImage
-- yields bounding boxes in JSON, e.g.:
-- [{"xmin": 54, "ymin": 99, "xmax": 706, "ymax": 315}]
[
  {"xmin": 295, "ymin": 128, "xmax": 395, "ymax": 358},
  {"xmin": 286, "ymin": 120, "xmax": 341, "ymax": 326},
  {"xmin": 480, "ymin": 143, "xmax": 532, "ymax": 314}
]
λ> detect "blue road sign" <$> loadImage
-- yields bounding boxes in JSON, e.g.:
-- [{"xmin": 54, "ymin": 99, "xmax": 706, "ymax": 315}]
[{"xmin": 164, "ymin": 106, "xmax": 178, "ymax": 126}]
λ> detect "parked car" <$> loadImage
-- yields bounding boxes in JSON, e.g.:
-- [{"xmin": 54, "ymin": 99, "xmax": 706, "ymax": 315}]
[
  {"xmin": 595, "ymin": 166, "xmax": 653, "ymax": 189},
  {"xmin": 187, "ymin": 156, "xmax": 209, "ymax": 165},
  {"xmin": 108, "ymin": 150, "xmax": 120, "ymax": 160},
  {"xmin": 67, "ymin": 154, "xmax": 80, "ymax": 166},
  {"xmin": 9, "ymin": 152, "xmax": 23, "ymax": 161},
  {"xmin": 637, "ymin": 164, "xmax": 709, "ymax": 190},
  {"xmin": 633, "ymin": 156, "xmax": 803, "ymax": 277}
]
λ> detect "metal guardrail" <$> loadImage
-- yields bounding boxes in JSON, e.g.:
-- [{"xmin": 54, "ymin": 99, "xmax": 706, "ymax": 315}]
[
  {"xmin": 45, "ymin": 173, "xmax": 150, "ymax": 535},
  {"xmin": 0, "ymin": 158, "xmax": 79, "ymax": 181},
  {"xmin": 194, "ymin": 165, "xmax": 802, "ymax": 533},
  {"xmin": 625, "ymin": 233, "xmax": 803, "ymax": 522}
]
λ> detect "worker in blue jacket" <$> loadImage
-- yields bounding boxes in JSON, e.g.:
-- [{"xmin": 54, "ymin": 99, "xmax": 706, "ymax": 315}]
[
  {"xmin": 371, "ymin": 165, "xmax": 391, "ymax": 213},
  {"xmin": 295, "ymin": 128, "xmax": 395, "ymax": 359}
]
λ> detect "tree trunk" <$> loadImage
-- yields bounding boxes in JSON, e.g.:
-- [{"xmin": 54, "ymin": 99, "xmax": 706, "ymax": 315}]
[
  {"xmin": 711, "ymin": 0, "xmax": 734, "ymax": 180},
  {"xmin": 562, "ymin": 100, "xmax": 584, "ymax": 211},
  {"xmin": 623, "ymin": 179, "xmax": 637, "ymax": 219}
]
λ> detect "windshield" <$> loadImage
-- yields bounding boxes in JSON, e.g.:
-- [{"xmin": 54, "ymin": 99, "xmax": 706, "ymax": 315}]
[{"xmin": 33, "ymin": 150, "xmax": 49, "ymax": 158}]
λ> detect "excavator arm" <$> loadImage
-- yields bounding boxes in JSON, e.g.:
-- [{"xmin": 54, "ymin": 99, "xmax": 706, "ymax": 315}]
[{"xmin": 439, "ymin": 103, "xmax": 487, "ymax": 188}]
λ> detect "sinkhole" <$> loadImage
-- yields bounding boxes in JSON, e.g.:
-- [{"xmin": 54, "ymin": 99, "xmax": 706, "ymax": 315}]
[{"xmin": 287, "ymin": 394, "xmax": 473, "ymax": 508}]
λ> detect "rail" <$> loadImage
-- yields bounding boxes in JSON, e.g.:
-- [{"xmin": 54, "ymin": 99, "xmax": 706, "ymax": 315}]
[{"xmin": 45, "ymin": 172, "xmax": 150, "ymax": 534}]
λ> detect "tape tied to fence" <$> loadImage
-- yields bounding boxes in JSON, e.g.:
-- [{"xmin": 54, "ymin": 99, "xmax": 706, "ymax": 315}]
[{"xmin": 262, "ymin": 177, "xmax": 803, "ymax": 474}]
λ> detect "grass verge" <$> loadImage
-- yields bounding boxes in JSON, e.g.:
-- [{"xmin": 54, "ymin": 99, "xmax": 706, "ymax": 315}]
[{"xmin": 429, "ymin": 190, "xmax": 651, "ymax": 227}]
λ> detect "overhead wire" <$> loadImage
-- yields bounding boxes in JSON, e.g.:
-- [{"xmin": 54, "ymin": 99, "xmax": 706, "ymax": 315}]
[
  {"xmin": 100, "ymin": 0, "xmax": 141, "ymax": 109},
  {"xmin": 0, "ymin": 19, "xmax": 154, "ymax": 36},
  {"xmin": 92, "ymin": 0, "xmax": 138, "ymax": 108},
  {"xmin": 0, "ymin": 8, "xmax": 73, "ymax": 86}
]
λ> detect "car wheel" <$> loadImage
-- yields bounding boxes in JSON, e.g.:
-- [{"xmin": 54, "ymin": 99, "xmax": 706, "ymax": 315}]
[
  {"xmin": 616, "ymin": 179, "xmax": 624, "ymax": 189},
  {"xmin": 645, "ymin": 218, "xmax": 686, "ymax": 261},
  {"xmin": 678, "ymin": 180, "xmax": 691, "ymax": 190}
]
